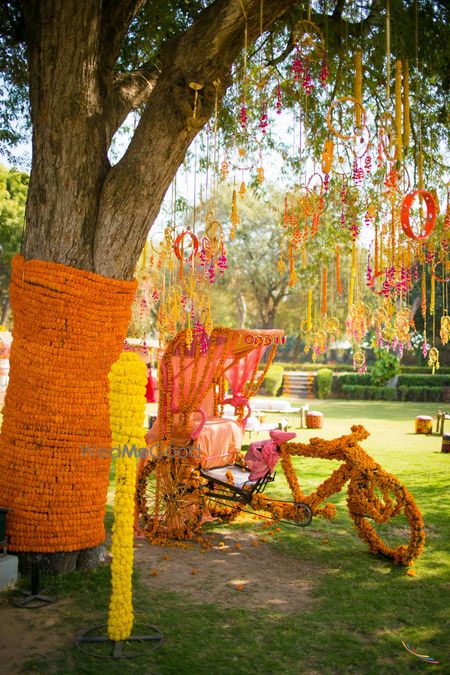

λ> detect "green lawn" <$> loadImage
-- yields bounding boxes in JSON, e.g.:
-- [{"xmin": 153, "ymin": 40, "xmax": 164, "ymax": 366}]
[{"xmin": 5, "ymin": 399, "xmax": 450, "ymax": 674}]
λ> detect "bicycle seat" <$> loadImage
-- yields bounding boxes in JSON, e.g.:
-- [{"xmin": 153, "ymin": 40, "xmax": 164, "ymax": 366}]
[{"xmin": 269, "ymin": 429, "xmax": 297, "ymax": 443}]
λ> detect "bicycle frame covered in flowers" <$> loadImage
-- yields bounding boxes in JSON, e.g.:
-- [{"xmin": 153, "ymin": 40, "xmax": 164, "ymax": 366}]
[{"xmin": 136, "ymin": 328, "xmax": 425, "ymax": 567}]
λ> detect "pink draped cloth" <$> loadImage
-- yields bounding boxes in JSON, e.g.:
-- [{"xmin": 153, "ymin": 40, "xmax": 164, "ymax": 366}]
[
  {"xmin": 222, "ymin": 347, "xmax": 267, "ymax": 422},
  {"xmin": 244, "ymin": 439, "xmax": 280, "ymax": 481}
]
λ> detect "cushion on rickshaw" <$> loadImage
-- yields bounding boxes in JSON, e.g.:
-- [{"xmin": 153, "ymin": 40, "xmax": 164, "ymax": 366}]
[
  {"xmin": 202, "ymin": 463, "xmax": 255, "ymax": 489},
  {"xmin": 193, "ymin": 416, "xmax": 244, "ymax": 469},
  {"xmin": 144, "ymin": 414, "xmax": 244, "ymax": 469}
]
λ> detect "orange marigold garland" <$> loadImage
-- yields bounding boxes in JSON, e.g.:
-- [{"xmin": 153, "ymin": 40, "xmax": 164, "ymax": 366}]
[
  {"xmin": 252, "ymin": 425, "xmax": 425, "ymax": 566},
  {"xmin": 0, "ymin": 254, "xmax": 136, "ymax": 552}
]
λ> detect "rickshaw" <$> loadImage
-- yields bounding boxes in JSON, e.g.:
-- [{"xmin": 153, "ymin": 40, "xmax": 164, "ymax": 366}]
[{"xmin": 136, "ymin": 327, "xmax": 425, "ymax": 566}]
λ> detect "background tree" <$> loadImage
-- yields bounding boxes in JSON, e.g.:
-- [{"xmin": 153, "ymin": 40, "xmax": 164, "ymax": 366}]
[
  {"xmin": 212, "ymin": 184, "xmax": 368, "ymax": 335},
  {"xmin": 0, "ymin": 164, "xmax": 27, "ymax": 323},
  {"xmin": 211, "ymin": 185, "xmax": 290, "ymax": 329}
]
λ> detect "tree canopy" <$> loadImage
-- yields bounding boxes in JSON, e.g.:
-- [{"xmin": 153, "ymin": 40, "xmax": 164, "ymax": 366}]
[{"xmin": 1, "ymin": 1, "xmax": 449, "ymax": 175}]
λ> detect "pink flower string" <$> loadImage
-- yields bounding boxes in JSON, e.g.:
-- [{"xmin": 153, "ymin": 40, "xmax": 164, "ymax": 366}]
[
  {"xmin": 276, "ymin": 83, "xmax": 282, "ymax": 114},
  {"xmin": 259, "ymin": 101, "xmax": 268, "ymax": 134},
  {"xmin": 217, "ymin": 251, "xmax": 227, "ymax": 274},
  {"xmin": 319, "ymin": 57, "xmax": 329, "ymax": 86},
  {"xmin": 207, "ymin": 263, "xmax": 215, "ymax": 283},
  {"xmin": 350, "ymin": 218, "xmax": 359, "ymax": 239},
  {"xmin": 292, "ymin": 49, "xmax": 304, "ymax": 81},
  {"xmin": 352, "ymin": 158, "xmax": 364, "ymax": 185},
  {"xmin": 240, "ymin": 103, "xmax": 248, "ymax": 132},
  {"xmin": 366, "ymin": 258, "xmax": 374, "ymax": 289},
  {"xmin": 302, "ymin": 67, "xmax": 315, "ymax": 95}
]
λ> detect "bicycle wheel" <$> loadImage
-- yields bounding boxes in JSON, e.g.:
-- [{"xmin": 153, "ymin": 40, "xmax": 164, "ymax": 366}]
[
  {"xmin": 136, "ymin": 458, "xmax": 203, "ymax": 540},
  {"xmin": 347, "ymin": 469, "xmax": 425, "ymax": 565}
]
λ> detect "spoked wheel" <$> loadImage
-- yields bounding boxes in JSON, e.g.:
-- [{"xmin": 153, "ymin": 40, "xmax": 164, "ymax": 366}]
[
  {"xmin": 347, "ymin": 469, "xmax": 425, "ymax": 566},
  {"xmin": 292, "ymin": 502, "xmax": 313, "ymax": 527},
  {"xmin": 250, "ymin": 495, "xmax": 313, "ymax": 527},
  {"xmin": 136, "ymin": 458, "xmax": 204, "ymax": 540}
]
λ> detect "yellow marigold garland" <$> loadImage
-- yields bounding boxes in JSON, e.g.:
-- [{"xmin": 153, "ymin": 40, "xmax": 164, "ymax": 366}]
[{"xmin": 107, "ymin": 352, "xmax": 147, "ymax": 642}]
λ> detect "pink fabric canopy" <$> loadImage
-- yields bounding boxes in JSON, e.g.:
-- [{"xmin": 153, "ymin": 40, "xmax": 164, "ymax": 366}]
[
  {"xmin": 158, "ymin": 328, "xmax": 284, "ymax": 441},
  {"xmin": 222, "ymin": 346, "xmax": 267, "ymax": 422}
]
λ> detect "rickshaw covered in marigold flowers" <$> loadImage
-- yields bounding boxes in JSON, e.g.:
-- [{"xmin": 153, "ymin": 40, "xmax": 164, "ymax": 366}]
[{"xmin": 135, "ymin": 327, "xmax": 425, "ymax": 566}]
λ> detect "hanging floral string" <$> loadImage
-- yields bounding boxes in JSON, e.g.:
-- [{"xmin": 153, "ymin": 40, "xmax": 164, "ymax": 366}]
[{"xmin": 108, "ymin": 352, "xmax": 147, "ymax": 642}]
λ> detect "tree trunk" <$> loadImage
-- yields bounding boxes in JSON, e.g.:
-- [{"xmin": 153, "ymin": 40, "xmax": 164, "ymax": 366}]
[
  {"xmin": 0, "ymin": 0, "xmax": 298, "ymax": 567},
  {"xmin": 236, "ymin": 292, "xmax": 247, "ymax": 328}
]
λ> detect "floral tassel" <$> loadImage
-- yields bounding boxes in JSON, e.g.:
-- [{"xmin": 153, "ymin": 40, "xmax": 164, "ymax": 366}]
[
  {"xmin": 354, "ymin": 49, "xmax": 363, "ymax": 129},
  {"xmin": 395, "ymin": 60, "xmax": 403, "ymax": 162},
  {"xmin": 322, "ymin": 265, "xmax": 328, "ymax": 317},
  {"xmin": 348, "ymin": 241, "xmax": 357, "ymax": 310},
  {"xmin": 230, "ymin": 188, "xmax": 240, "ymax": 240},
  {"xmin": 403, "ymin": 60, "xmax": 410, "ymax": 148},
  {"xmin": 336, "ymin": 247, "xmax": 343, "ymax": 296},
  {"xmin": 307, "ymin": 289, "xmax": 313, "ymax": 332}
]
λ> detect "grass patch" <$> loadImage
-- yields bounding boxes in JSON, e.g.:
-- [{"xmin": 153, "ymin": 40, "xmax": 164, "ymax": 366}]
[{"xmin": 5, "ymin": 399, "xmax": 450, "ymax": 673}]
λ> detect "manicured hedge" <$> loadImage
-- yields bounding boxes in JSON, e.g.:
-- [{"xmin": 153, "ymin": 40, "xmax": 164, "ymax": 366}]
[
  {"xmin": 262, "ymin": 363, "xmax": 285, "ymax": 396},
  {"xmin": 336, "ymin": 373, "xmax": 373, "ymax": 386},
  {"xmin": 398, "ymin": 374, "xmax": 450, "ymax": 387},
  {"xmin": 400, "ymin": 365, "xmax": 450, "ymax": 374},
  {"xmin": 317, "ymin": 368, "xmax": 333, "ymax": 399},
  {"xmin": 398, "ymin": 386, "xmax": 443, "ymax": 402},
  {"xmin": 276, "ymin": 362, "xmax": 355, "ymax": 372},
  {"xmin": 341, "ymin": 385, "xmax": 397, "ymax": 401}
]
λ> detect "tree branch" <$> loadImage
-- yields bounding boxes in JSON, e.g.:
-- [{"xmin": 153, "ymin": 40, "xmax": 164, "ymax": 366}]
[
  {"xmin": 94, "ymin": 0, "xmax": 299, "ymax": 278},
  {"xmin": 104, "ymin": 61, "xmax": 161, "ymax": 144},
  {"xmin": 100, "ymin": 0, "xmax": 146, "ymax": 70}
]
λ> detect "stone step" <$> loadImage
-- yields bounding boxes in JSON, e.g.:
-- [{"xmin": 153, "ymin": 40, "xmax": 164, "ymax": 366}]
[{"xmin": 282, "ymin": 372, "xmax": 315, "ymax": 398}]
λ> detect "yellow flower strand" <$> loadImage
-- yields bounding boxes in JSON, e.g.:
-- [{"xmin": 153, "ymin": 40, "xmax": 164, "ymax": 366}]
[
  {"xmin": 107, "ymin": 352, "xmax": 147, "ymax": 643},
  {"xmin": 348, "ymin": 240, "xmax": 357, "ymax": 310},
  {"xmin": 354, "ymin": 49, "xmax": 363, "ymax": 129},
  {"xmin": 402, "ymin": 60, "xmax": 410, "ymax": 148},
  {"xmin": 230, "ymin": 188, "xmax": 239, "ymax": 239},
  {"xmin": 307, "ymin": 288, "xmax": 313, "ymax": 331},
  {"xmin": 395, "ymin": 59, "xmax": 403, "ymax": 162}
]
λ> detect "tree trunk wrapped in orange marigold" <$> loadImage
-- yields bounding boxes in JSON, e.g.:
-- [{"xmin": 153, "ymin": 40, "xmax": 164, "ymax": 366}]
[{"xmin": 0, "ymin": 255, "xmax": 136, "ymax": 553}]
